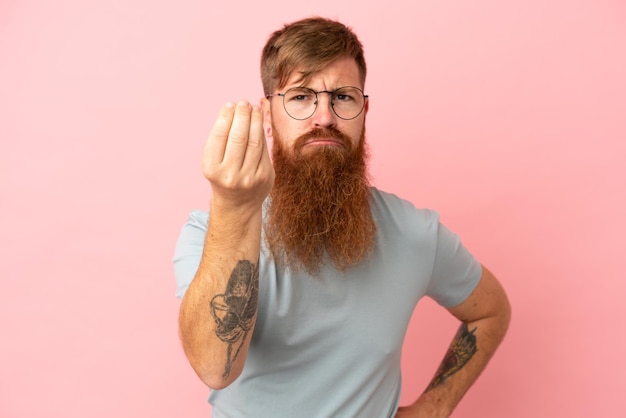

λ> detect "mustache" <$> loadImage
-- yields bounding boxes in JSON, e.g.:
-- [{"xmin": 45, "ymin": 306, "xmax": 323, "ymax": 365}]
[{"xmin": 294, "ymin": 127, "xmax": 352, "ymax": 150}]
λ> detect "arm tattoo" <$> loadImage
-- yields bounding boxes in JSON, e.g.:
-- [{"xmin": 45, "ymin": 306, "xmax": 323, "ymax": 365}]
[
  {"xmin": 210, "ymin": 260, "xmax": 259, "ymax": 380},
  {"xmin": 425, "ymin": 323, "xmax": 478, "ymax": 392}
]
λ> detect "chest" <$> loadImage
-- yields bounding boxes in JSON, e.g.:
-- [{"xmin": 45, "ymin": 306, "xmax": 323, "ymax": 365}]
[{"xmin": 251, "ymin": 255, "xmax": 430, "ymax": 365}]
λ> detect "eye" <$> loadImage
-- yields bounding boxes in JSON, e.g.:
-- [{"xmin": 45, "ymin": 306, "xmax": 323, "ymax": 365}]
[
  {"xmin": 292, "ymin": 94, "xmax": 312, "ymax": 101},
  {"xmin": 334, "ymin": 93, "xmax": 354, "ymax": 102},
  {"xmin": 286, "ymin": 88, "xmax": 315, "ymax": 102},
  {"xmin": 334, "ymin": 88, "xmax": 361, "ymax": 102}
]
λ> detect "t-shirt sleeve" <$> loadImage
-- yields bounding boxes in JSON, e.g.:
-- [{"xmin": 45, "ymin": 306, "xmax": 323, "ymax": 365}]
[
  {"xmin": 426, "ymin": 221, "xmax": 482, "ymax": 308},
  {"xmin": 172, "ymin": 210, "xmax": 209, "ymax": 299}
]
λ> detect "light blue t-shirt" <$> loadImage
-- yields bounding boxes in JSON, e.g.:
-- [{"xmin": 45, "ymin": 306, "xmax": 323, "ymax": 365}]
[{"xmin": 173, "ymin": 188, "xmax": 482, "ymax": 418}]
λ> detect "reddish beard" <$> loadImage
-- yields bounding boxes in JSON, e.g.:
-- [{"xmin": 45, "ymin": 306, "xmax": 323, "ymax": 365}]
[{"xmin": 265, "ymin": 126, "xmax": 376, "ymax": 274}]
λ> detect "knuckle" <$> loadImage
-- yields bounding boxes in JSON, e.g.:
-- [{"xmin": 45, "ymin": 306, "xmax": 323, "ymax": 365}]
[
  {"xmin": 210, "ymin": 119, "xmax": 231, "ymax": 139},
  {"xmin": 247, "ymin": 135, "xmax": 262, "ymax": 149},
  {"xmin": 219, "ymin": 173, "xmax": 238, "ymax": 189},
  {"xmin": 228, "ymin": 133, "xmax": 248, "ymax": 146},
  {"xmin": 202, "ymin": 163, "xmax": 217, "ymax": 180}
]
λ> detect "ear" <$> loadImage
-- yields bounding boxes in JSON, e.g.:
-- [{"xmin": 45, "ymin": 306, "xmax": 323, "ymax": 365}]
[{"xmin": 261, "ymin": 97, "xmax": 273, "ymax": 139}]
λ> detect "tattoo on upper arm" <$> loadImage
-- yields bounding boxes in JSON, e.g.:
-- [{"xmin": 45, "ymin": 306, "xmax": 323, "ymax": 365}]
[
  {"xmin": 425, "ymin": 323, "xmax": 478, "ymax": 392},
  {"xmin": 210, "ymin": 260, "xmax": 259, "ymax": 380}
]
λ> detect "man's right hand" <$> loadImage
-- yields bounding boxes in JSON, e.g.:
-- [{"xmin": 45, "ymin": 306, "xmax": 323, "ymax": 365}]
[
  {"xmin": 202, "ymin": 100, "xmax": 274, "ymax": 214},
  {"xmin": 179, "ymin": 101, "xmax": 272, "ymax": 390}
]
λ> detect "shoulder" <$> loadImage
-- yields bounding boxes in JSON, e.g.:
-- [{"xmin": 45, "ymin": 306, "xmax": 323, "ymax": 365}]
[{"xmin": 370, "ymin": 187, "xmax": 439, "ymax": 229}]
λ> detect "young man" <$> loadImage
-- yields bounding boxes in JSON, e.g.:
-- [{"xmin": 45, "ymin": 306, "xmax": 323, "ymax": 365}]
[{"xmin": 174, "ymin": 17, "xmax": 511, "ymax": 418}]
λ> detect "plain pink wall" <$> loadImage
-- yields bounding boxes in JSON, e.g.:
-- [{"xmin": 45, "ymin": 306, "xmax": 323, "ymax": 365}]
[{"xmin": 2, "ymin": 0, "xmax": 625, "ymax": 417}]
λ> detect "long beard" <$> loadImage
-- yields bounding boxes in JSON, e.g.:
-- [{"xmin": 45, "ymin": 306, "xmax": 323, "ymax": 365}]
[{"xmin": 265, "ymin": 126, "xmax": 376, "ymax": 274}]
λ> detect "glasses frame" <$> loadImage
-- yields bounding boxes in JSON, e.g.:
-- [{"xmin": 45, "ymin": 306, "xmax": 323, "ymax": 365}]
[{"xmin": 266, "ymin": 86, "xmax": 369, "ymax": 121}]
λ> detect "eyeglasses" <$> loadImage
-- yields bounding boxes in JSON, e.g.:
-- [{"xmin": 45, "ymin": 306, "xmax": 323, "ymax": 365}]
[{"xmin": 266, "ymin": 86, "xmax": 368, "ymax": 120}]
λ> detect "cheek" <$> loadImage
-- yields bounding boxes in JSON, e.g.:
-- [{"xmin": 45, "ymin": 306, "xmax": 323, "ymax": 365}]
[
  {"xmin": 271, "ymin": 122, "xmax": 296, "ymax": 151},
  {"xmin": 343, "ymin": 123, "xmax": 365, "ymax": 147},
  {"xmin": 275, "ymin": 121, "xmax": 309, "ymax": 146}
]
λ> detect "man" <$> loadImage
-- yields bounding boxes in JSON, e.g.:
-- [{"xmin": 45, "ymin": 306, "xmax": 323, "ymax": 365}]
[{"xmin": 174, "ymin": 17, "xmax": 511, "ymax": 418}]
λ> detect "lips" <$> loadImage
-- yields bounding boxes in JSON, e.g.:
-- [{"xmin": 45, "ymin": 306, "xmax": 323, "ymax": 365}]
[
  {"xmin": 303, "ymin": 138, "xmax": 344, "ymax": 147},
  {"xmin": 296, "ymin": 127, "xmax": 349, "ymax": 149}
]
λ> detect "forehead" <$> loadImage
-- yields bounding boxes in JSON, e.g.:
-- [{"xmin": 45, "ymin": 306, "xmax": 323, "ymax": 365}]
[{"xmin": 284, "ymin": 57, "xmax": 363, "ymax": 90}]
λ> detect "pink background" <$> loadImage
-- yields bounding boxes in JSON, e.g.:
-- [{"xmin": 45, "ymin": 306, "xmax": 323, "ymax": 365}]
[{"xmin": 2, "ymin": 0, "xmax": 625, "ymax": 417}]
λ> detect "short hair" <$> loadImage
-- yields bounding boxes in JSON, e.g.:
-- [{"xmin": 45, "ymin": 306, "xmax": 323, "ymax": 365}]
[{"xmin": 260, "ymin": 17, "xmax": 367, "ymax": 95}]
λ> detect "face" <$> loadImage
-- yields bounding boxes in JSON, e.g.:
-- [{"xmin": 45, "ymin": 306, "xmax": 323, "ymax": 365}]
[{"xmin": 262, "ymin": 57, "xmax": 368, "ymax": 155}]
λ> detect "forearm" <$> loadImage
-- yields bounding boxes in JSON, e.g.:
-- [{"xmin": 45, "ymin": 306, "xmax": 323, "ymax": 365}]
[
  {"xmin": 178, "ymin": 203, "xmax": 263, "ymax": 389},
  {"xmin": 398, "ymin": 267, "xmax": 511, "ymax": 418},
  {"xmin": 415, "ymin": 314, "xmax": 509, "ymax": 417}
]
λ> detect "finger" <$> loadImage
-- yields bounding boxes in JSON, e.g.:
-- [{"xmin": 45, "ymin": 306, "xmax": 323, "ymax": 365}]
[
  {"xmin": 258, "ymin": 137, "xmax": 274, "ymax": 178},
  {"xmin": 241, "ymin": 105, "xmax": 265, "ymax": 171},
  {"xmin": 204, "ymin": 102, "xmax": 236, "ymax": 166},
  {"xmin": 255, "ymin": 109, "xmax": 274, "ymax": 186},
  {"xmin": 223, "ymin": 100, "xmax": 253, "ymax": 167}
]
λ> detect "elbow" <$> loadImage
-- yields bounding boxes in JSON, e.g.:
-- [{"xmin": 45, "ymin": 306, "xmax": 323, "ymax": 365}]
[
  {"xmin": 500, "ymin": 290, "xmax": 513, "ymax": 332},
  {"xmin": 201, "ymin": 375, "xmax": 236, "ymax": 391},
  {"xmin": 490, "ymin": 293, "xmax": 512, "ymax": 346},
  {"xmin": 190, "ymin": 360, "xmax": 243, "ymax": 391}
]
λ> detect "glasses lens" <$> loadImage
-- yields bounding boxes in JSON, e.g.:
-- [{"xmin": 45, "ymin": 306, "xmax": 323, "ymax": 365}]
[
  {"xmin": 281, "ymin": 87, "xmax": 366, "ymax": 120},
  {"xmin": 283, "ymin": 87, "xmax": 317, "ymax": 120},
  {"xmin": 332, "ymin": 87, "xmax": 365, "ymax": 120}
]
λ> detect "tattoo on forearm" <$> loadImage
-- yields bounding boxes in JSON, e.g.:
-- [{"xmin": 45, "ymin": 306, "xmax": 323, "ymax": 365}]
[
  {"xmin": 425, "ymin": 323, "xmax": 478, "ymax": 392},
  {"xmin": 210, "ymin": 260, "xmax": 259, "ymax": 380}
]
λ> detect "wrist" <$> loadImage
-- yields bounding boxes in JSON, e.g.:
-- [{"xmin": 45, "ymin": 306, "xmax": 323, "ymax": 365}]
[
  {"xmin": 210, "ymin": 197, "xmax": 263, "ymax": 222},
  {"xmin": 409, "ymin": 392, "xmax": 453, "ymax": 418}
]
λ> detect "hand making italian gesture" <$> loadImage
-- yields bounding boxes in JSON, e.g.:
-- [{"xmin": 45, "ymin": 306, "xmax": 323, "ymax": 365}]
[{"xmin": 202, "ymin": 100, "xmax": 274, "ymax": 216}]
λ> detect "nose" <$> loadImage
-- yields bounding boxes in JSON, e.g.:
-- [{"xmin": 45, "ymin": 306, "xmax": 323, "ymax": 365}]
[{"xmin": 311, "ymin": 92, "xmax": 337, "ymax": 127}]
